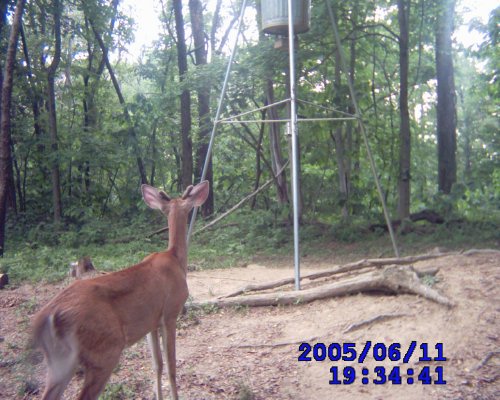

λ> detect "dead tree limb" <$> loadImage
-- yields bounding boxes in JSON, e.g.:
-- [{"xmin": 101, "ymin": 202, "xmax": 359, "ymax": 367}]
[
  {"xmin": 196, "ymin": 160, "xmax": 289, "ymax": 235},
  {"xmin": 195, "ymin": 175, "xmax": 275, "ymax": 235},
  {"xmin": 237, "ymin": 336, "xmax": 322, "ymax": 349},
  {"xmin": 343, "ymin": 313, "xmax": 409, "ymax": 333},
  {"xmin": 473, "ymin": 351, "xmax": 500, "ymax": 371},
  {"xmin": 462, "ymin": 249, "xmax": 500, "ymax": 257},
  {"xmin": 192, "ymin": 265, "xmax": 454, "ymax": 309},
  {"xmin": 414, "ymin": 266, "xmax": 440, "ymax": 277},
  {"xmin": 220, "ymin": 252, "xmax": 454, "ymax": 299},
  {"xmin": 89, "ymin": 15, "xmax": 148, "ymax": 184},
  {"xmin": 369, "ymin": 209, "xmax": 445, "ymax": 231},
  {"xmin": 147, "ymin": 161, "xmax": 290, "ymax": 237}
]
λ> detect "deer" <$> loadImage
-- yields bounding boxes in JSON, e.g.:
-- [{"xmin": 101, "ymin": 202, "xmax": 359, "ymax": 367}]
[{"xmin": 31, "ymin": 181, "xmax": 209, "ymax": 400}]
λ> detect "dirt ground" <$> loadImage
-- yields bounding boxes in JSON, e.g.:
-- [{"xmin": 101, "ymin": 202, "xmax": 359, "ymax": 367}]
[{"xmin": 0, "ymin": 250, "xmax": 499, "ymax": 399}]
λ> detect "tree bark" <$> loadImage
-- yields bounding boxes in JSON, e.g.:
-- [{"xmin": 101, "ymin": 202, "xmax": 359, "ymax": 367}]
[
  {"xmin": 189, "ymin": 0, "xmax": 213, "ymax": 216},
  {"xmin": 81, "ymin": 0, "xmax": 119, "ymax": 197},
  {"xmin": 457, "ymin": 89, "xmax": 472, "ymax": 185},
  {"xmin": 81, "ymin": 17, "xmax": 105, "ymax": 197},
  {"xmin": 266, "ymin": 80, "xmax": 289, "ymax": 205},
  {"xmin": 250, "ymin": 121, "xmax": 265, "ymax": 209},
  {"xmin": 209, "ymin": 0, "xmax": 223, "ymax": 53},
  {"xmin": 347, "ymin": 6, "xmax": 360, "ymax": 209},
  {"xmin": 397, "ymin": 0, "xmax": 411, "ymax": 219},
  {"xmin": 256, "ymin": 2, "xmax": 288, "ymax": 205},
  {"xmin": 45, "ymin": 0, "xmax": 63, "ymax": 223},
  {"xmin": 435, "ymin": 0, "xmax": 457, "ymax": 194},
  {"xmin": 331, "ymin": 127, "xmax": 349, "ymax": 218},
  {"xmin": 220, "ymin": 251, "xmax": 453, "ymax": 299},
  {"xmin": 331, "ymin": 41, "xmax": 350, "ymax": 218},
  {"xmin": 172, "ymin": 0, "xmax": 193, "ymax": 189},
  {"xmin": 90, "ymin": 19, "xmax": 148, "ymax": 185},
  {"xmin": 0, "ymin": 0, "xmax": 26, "ymax": 256},
  {"xmin": 192, "ymin": 265, "xmax": 454, "ymax": 308}
]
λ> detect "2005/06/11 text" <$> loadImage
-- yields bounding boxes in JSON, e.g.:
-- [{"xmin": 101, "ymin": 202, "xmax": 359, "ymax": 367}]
[{"xmin": 298, "ymin": 341, "xmax": 447, "ymax": 385}]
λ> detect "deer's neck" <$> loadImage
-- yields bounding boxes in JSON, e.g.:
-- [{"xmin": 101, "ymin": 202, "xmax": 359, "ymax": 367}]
[{"xmin": 166, "ymin": 210, "xmax": 188, "ymax": 273}]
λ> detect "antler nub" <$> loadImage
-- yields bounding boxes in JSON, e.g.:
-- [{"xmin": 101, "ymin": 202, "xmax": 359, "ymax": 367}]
[
  {"xmin": 181, "ymin": 185, "xmax": 193, "ymax": 199},
  {"xmin": 159, "ymin": 191, "xmax": 171, "ymax": 201}
]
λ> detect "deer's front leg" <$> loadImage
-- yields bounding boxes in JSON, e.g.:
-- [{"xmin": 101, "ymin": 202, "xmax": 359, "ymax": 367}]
[
  {"xmin": 161, "ymin": 317, "xmax": 178, "ymax": 400},
  {"xmin": 147, "ymin": 329, "xmax": 164, "ymax": 400}
]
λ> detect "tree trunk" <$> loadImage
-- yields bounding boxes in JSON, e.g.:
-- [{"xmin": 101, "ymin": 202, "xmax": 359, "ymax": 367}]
[
  {"xmin": 189, "ymin": 0, "xmax": 214, "ymax": 216},
  {"xmin": 458, "ymin": 89, "xmax": 472, "ymax": 185},
  {"xmin": 332, "ymin": 43, "xmax": 349, "ymax": 218},
  {"xmin": 81, "ymin": 17, "xmax": 104, "ymax": 198},
  {"xmin": 90, "ymin": 19, "xmax": 148, "ymax": 185},
  {"xmin": 173, "ymin": 0, "xmax": 193, "ymax": 190},
  {"xmin": 255, "ymin": 1, "xmax": 288, "ymax": 206},
  {"xmin": 44, "ymin": 0, "xmax": 63, "ymax": 223},
  {"xmin": 0, "ymin": 0, "xmax": 26, "ymax": 256},
  {"xmin": 435, "ymin": 0, "xmax": 457, "ymax": 194},
  {"xmin": 251, "ymin": 121, "xmax": 265, "ymax": 209},
  {"xmin": 266, "ymin": 80, "xmax": 289, "ymax": 204},
  {"xmin": 347, "ymin": 7, "xmax": 360, "ymax": 208},
  {"xmin": 397, "ymin": 0, "xmax": 411, "ymax": 219},
  {"xmin": 81, "ymin": 1, "xmax": 118, "ymax": 198},
  {"xmin": 331, "ymin": 127, "xmax": 349, "ymax": 218}
]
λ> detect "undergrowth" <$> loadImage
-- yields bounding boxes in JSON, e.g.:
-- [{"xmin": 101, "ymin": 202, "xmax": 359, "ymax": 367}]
[{"xmin": 1, "ymin": 209, "xmax": 498, "ymax": 285}]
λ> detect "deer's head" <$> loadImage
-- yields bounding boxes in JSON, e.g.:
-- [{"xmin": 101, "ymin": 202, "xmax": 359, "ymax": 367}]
[{"xmin": 141, "ymin": 181, "xmax": 209, "ymax": 219}]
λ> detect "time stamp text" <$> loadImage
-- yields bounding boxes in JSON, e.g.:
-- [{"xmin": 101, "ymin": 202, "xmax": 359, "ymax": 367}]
[{"xmin": 298, "ymin": 341, "xmax": 447, "ymax": 385}]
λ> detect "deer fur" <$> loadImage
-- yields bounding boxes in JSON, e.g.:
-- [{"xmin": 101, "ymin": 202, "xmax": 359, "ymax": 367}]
[{"xmin": 32, "ymin": 181, "xmax": 209, "ymax": 400}]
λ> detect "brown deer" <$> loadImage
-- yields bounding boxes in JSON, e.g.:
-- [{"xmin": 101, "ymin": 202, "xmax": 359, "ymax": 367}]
[{"xmin": 32, "ymin": 181, "xmax": 209, "ymax": 400}]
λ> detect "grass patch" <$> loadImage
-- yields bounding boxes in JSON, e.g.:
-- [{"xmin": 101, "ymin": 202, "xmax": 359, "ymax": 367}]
[
  {"xmin": 101, "ymin": 383, "xmax": 134, "ymax": 400},
  {"xmin": 236, "ymin": 381, "xmax": 256, "ymax": 400},
  {"xmin": 1, "ymin": 211, "xmax": 498, "ymax": 285}
]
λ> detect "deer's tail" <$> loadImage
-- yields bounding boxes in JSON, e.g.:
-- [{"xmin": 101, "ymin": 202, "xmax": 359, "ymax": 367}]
[{"xmin": 33, "ymin": 310, "xmax": 79, "ymax": 385}]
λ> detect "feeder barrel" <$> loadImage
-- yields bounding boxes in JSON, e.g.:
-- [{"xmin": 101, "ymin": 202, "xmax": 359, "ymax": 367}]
[{"xmin": 261, "ymin": 0, "xmax": 311, "ymax": 35}]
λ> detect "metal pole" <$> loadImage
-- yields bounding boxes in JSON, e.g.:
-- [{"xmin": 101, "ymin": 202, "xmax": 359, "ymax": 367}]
[
  {"xmin": 325, "ymin": 1, "xmax": 400, "ymax": 257},
  {"xmin": 287, "ymin": 0, "xmax": 301, "ymax": 290},
  {"xmin": 187, "ymin": 0, "xmax": 248, "ymax": 244}
]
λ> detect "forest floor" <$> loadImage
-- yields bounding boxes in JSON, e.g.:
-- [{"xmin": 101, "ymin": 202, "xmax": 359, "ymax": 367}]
[{"xmin": 0, "ymin": 247, "xmax": 499, "ymax": 399}]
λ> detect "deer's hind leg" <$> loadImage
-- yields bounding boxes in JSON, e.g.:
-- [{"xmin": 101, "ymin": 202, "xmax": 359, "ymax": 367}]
[
  {"xmin": 40, "ymin": 321, "xmax": 79, "ymax": 400},
  {"xmin": 41, "ymin": 354, "xmax": 78, "ymax": 400},
  {"xmin": 77, "ymin": 346, "xmax": 122, "ymax": 400},
  {"xmin": 76, "ymin": 320, "xmax": 125, "ymax": 400}
]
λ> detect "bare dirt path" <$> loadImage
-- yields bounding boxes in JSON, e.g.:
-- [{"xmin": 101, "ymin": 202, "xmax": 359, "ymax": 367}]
[{"xmin": 0, "ymin": 251, "xmax": 498, "ymax": 399}]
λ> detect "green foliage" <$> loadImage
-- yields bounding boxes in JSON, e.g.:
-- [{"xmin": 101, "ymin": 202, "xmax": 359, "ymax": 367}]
[
  {"xmin": 327, "ymin": 218, "xmax": 374, "ymax": 243},
  {"xmin": 100, "ymin": 383, "xmax": 134, "ymax": 400},
  {"xmin": 236, "ymin": 381, "xmax": 256, "ymax": 400},
  {"xmin": 1, "ymin": 205, "xmax": 498, "ymax": 286},
  {"xmin": 1, "ymin": 0, "xmax": 498, "ymax": 277}
]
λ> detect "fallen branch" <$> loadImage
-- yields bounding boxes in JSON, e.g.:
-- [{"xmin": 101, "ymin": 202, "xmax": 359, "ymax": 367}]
[
  {"xmin": 194, "ymin": 161, "xmax": 290, "ymax": 235},
  {"xmin": 192, "ymin": 265, "xmax": 454, "ymax": 309},
  {"xmin": 236, "ymin": 336, "xmax": 322, "ymax": 349},
  {"xmin": 147, "ymin": 225, "xmax": 169, "ymax": 238},
  {"xmin": 343, "ymin": 313, "xmax": 409, "ymax": 333},
  {"xmin": 414, "ymin": 266, "xmax": 440, "ymax": 277},
  {"xmin": 462, "ymin": 249, "xmax": 500, "ymax": 257},
  {"xmin": 195, "ymin": 175, "xmax": 276, "ymax": 235},
  {"xmin": 370, "ymin": 209, "xmax": 446, "ymax": 232},
  {"xmin": 220, "ymin": 252, "xmax": 454, "ymax": 299},
  {"xmin": 473, "ymin": 350, "xmax": 500, "ymax": 371}
]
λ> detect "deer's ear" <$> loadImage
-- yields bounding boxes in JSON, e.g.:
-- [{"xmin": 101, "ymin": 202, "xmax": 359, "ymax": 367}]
[
  {"xmin": 141, "ymin": 184, "xmax": 170, "ymax": 210},
  {"xmin": 189, "ymin": 181, "xmax": 209, "ymax": 207}
]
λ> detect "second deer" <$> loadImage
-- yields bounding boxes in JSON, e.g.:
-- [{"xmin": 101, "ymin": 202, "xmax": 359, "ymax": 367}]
[{"xmin": 32, "ymin": 181, "xmax": 209, "ymax": 400}]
